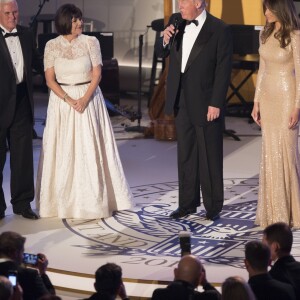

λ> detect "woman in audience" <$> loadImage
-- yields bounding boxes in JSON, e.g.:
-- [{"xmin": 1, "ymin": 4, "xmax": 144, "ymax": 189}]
[
  {"xmin": 251, "ymin": 0, "xmax": 300, "ymax": 228},
  {"xmin": 36, "ymin": 3, "xmax": 133, "ymax": 219},
  {"xmin": 222, "ymin": 276, "xmax": 256, "ymax": 300}
]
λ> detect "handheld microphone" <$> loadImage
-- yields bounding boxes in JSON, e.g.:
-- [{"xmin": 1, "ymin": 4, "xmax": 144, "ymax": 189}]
[
  {"xmin": 179, "ymin": 231, "xmax": 191, "ymax": 256},
  {"xmin": 168, "ymin": 17, "xmax": 180, "ymax": 50}
]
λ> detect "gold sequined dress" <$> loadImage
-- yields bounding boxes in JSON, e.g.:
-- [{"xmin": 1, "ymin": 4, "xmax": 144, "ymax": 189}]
[{"xmin": 254, "ymin": 31, "xmax": 300, "ymax": 228}]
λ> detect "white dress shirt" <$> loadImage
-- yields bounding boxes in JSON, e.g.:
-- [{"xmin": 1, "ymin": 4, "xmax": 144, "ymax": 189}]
[
  {"xmin": 1, "ymin": 25, "xmax": 24, "ymax": 84},
  {"xmin": 181, "ymin": 10, "xmax": 207, "ymax": 73}
]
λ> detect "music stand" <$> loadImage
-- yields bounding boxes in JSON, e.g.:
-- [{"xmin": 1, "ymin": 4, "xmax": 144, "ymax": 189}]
[{"xmin": 224, "ymin": 24, "xmax": 261, "ymax": 141}]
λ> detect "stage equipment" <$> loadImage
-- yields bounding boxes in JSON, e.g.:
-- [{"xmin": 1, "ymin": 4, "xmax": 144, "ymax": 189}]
[
  {"xmin": 224, "ymin": 24, "xmax": 261, "ymax": 141},
  {"xmin": 29, "ymin": 0, "xmax": 51, "ymax": 38},
  {"xmin": 125, "ymin": 26, "xmax": 150, "ymax": 133},
  {"xmin": 227, "ymin": 25, "xmax": 260, "ymax": 107},
  {"xmin": 29, "ymin": 0, "xmax": 50, "ymax": 139},
  {"xmin": 148, "ymin": 19, "xmax": 165, "ymax": 105}
]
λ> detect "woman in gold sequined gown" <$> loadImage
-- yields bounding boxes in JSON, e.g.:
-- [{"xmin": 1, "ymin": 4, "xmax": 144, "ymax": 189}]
[{"xmin": 252, "ymin": 0, "xmax": 300, "ymax": 228}]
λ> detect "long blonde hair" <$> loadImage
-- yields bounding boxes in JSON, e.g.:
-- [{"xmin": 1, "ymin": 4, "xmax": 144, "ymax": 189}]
[{"xmin": 261, "ymin": 0, "xmax": 299, "ymax": 48}]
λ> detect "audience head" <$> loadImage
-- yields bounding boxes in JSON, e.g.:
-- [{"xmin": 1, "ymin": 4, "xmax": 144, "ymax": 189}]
[
  {"xmin": 221, "ymin": 276, "xmax": 256, "ymax": 300},
  {"xmin": 54, "ymin": 3, "xmax": 82, "ymax": 35},
  {"xmin": 0, "ymin": 231, "xmax": 25, "ymax": 265},
  {"xmin": 262, "ymin": 222, "xmax": 293, "ymax": 260},
  {"xmin": 245, "ymin": 241, "xmax": 270, "ymax": 276},
  {"xmin": 174, "ymin": 255, "xmax": 203, "ymax": 288},
  {"xmin": 94, "ymin": 263, "xmax": 122, "ymax": 296},
  {"xmin": 0, "ymin": 276, "xmax": 13, "ymax": 300}
]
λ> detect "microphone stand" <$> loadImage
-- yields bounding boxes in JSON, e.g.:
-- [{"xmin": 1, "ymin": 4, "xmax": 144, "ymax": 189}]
[
  {"xmin": 29, "ymin": 0, "xmax": 49, "ymax": 29},
  {"xmin": 125, "ymin": 27, "xmax": 149, "ymax": 133},
  {"xmin": 29, "ymin": 0, "xmax": 49, "ymax": 140}
]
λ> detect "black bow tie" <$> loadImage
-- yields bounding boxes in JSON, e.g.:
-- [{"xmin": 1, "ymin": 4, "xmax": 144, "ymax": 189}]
[
  {"xmin": 4, "ymin": 32, "xmax": 19, "ymax": 38},
  {"xmin": 186, "ymin": 19, "xmax": 198, "ymax": 26},
  {"xmin": 1, "ymin": 28, "xmax": 19, "ymax": 38}
]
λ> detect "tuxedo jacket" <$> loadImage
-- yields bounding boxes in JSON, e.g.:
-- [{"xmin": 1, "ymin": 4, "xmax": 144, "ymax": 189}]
[
  {"xmin": 155, "ymin": 12, "xmax": 232, "ymax": 126},
  {"xmin": 0, "ymin": 25, "xmax": 42, "ymax": 128},
  {"xmin": 151, "ymin": 280, "xmax": 221, "ymax": 300},
  {"xmin": 248, "ymin": 273, "xmax": 296, "ymax": 300},
  {"xmin": 269, "ymin": 255, "xmax": 300, "ymax": 299}
]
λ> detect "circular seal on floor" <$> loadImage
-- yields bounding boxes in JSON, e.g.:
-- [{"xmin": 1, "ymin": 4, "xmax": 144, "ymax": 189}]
[{"xmin": 61, "ymin": 178, "xmax": 279, "ymax": 282}]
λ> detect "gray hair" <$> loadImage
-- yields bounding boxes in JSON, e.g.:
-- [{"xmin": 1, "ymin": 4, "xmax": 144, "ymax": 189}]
[
  {"xmin": 0, "ymin": 0, "xmax": 17, "ymax": 4},
  {"xmin": 200, "ymin": 0, "xmax": 207, "ymax": 9}
]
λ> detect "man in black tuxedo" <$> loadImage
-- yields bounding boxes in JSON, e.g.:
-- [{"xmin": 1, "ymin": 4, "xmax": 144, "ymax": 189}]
[
  {"xmin": 245, "ymin": 240, "xmax": 296, "ymax": 300},
  {"xmin": 0, "ymin": 231, "xmax": 55, "ymax": 300},
  {"xmin": 262, "ymin": 222, "xmax": 300, "ymax": 299},
  {"xmin": 151, "ymin": 255, "xmax": 220, "ymax": 300},
  {"xmin": 155, "ymin": 0, "xmax": 232, "ymax": 220},
  {"xmin": 0, "ymin": 0, "xmax": 41, "ymax": 219}
]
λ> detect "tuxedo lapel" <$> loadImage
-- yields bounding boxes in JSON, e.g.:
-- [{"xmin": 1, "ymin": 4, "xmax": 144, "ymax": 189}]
[
  {"xmin": 184, "ymin": 14, "xmax": 213, "ymax": 73},
  {"xmin": 0, "ymin": 34, "xmax": 15, "ymax": 75}
]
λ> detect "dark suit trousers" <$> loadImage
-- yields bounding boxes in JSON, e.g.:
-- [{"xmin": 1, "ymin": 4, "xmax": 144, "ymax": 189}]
[
  {"xmin": 175, "ymin": 90, "xmax": 224, "ymax": 217},
  {"xmin": 0, "ymin": 82, "xmax": 34, "ymax": 213}
]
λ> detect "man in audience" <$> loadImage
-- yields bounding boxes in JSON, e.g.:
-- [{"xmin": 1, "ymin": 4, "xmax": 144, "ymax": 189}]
[
  {"xmin": 0, "ymin": 276, "xmax": 12, "ymax": 300},
  {"xmin": 221, "ymin": 276, "xmax": 255, "ymax": 300},
  {"xmin": 0, "ymin": 275, "xmax": 19, "ymax": 300},
  {"xmin": 262, "ymin": 222, "xmax": 300, "ymax": 299},
  {"xmin": 0, "ymin": 275, "xmax": 23, "ymax": 300},
  {"xmin": 0, "ymin": 231, "xmax": 55, "ymax": 300},
  {"xmin": 151, "ymin": 255, "xmax": 220, "ymax": 300},
  {"xmin": 84, "ymin": 263, "xmax": 129, "ymax": 300},
  {"xmin": 244, "ymin": 240, "xmax": 296, "ymax": 300}
]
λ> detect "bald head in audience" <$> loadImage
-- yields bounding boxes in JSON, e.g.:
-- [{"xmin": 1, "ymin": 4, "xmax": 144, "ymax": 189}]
[{"xmin": 174, "ymin": 255, "xmax": 203, "ymax": 288}]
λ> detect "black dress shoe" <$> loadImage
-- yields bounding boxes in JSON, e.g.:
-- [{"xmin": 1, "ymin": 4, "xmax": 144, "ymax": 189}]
[
  {"xmin": 206, "ymin": 213, "xmax": 220, "ymax": 221},
  {"xmin": 0, "ymin": 212, "xmax": 4, "ymax": 219},
  {"xmin": 170, "ymin": 208, "xmax": 196, "ymax": 219},
  {"xmin": 15, "ymin": 208, "xmax": 39, "ymax": 220}
]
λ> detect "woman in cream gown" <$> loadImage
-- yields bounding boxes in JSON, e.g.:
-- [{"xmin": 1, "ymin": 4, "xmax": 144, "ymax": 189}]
[
  {"xmin": 36, "ymin": 4, "xmax": 133, "ymax": 219},
  {"xmin": 252, "ymin": 0, "xmax": 300, "ymax": 228}
]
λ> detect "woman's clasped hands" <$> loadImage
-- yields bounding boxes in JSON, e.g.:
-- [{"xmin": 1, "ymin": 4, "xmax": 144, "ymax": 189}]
[{"xmin": 65, "ymin": 96, "xmax": 89, "ymax": 113}]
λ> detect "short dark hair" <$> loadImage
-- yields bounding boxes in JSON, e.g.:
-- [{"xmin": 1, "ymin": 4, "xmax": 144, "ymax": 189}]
[
  {"xmin": 245, "ymin": 241, "xmax": 270, "ymax": 271},
  {"xmin": 263, "ymin": 222, "xmax": 293, "ymax": 254},
  {"xmin": 95, "ymin": 263, "xmax": 122, "ymax": 295},
  {"xmin": 0, "ymin": 231, "xmax": 25, "ymax": 257},
  {"xmin": 54, "ymin": 3, "xmax": 82, "ymax": 35}
]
